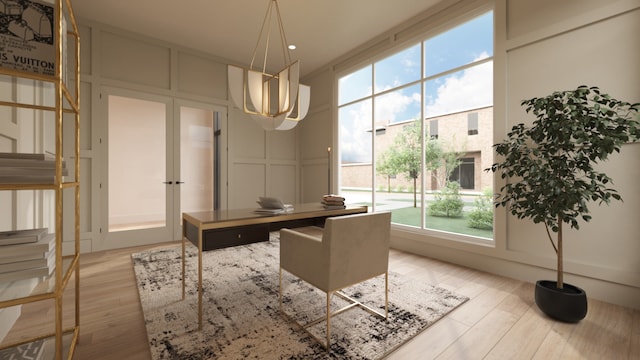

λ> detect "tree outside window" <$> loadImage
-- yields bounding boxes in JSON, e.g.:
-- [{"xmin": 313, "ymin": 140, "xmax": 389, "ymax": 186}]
[{"xmin": 338, "ymin": 11, "xmax": 494, "ymax": 240}]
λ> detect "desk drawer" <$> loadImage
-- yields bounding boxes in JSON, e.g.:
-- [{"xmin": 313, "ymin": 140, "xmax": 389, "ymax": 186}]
[{"xmin": 200, "ymin": 224, "xmax": 269, "ymax": 251}]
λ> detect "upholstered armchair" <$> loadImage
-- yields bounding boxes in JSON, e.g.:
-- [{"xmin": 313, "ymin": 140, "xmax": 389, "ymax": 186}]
[{"xmin": 279, "ymin": 211, "xmax": 392, "ymax": 349}]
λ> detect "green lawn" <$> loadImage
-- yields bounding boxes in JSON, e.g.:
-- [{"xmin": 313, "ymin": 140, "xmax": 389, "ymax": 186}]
[
  {"xmin": 349, "ymin": 194, "xmax": 493, "ymax": 239},
  {"xmin": 390, "ymin": 206, "xmax": 493, "ymax": 239}
]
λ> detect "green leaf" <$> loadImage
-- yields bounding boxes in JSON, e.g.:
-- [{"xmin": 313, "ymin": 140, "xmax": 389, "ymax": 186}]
[{"xmin": 487, "ymin": 85, "xmax": 637, "ymax": 237}]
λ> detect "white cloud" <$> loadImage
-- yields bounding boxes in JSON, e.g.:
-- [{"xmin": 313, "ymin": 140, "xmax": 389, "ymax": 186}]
[
  {"xmin": 375, "ymin": 90, "xmax": 420, "ymax": 123},
  {"xmin": 340, "ymin": 102, "xmax": 372, "ymax": 163},
  {"xmin": 425, "ymin": 59, "xmax": 493, "ymax": 117}
]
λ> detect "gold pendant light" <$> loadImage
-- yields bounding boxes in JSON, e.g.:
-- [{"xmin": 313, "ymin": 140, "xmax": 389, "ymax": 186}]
[{"xmin": 228, "ymin": 0, "xmax": 310, "ymax": 131}]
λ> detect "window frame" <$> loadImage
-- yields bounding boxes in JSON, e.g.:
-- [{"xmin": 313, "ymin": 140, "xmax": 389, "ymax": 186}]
[{"xmin": 336, "ymin": 7, "xmax": 495, "ymax": 245}]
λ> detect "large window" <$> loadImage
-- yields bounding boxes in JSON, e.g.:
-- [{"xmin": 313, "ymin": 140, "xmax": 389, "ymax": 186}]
[{"xmin": 338, "ymin": 11, "xmax": 494, "ymax": 241}]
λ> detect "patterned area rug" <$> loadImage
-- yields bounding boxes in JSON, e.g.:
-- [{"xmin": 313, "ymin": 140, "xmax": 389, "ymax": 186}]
[{"xmin": 132, "ymin": 233, "xmax": 468, "ymax": 359}]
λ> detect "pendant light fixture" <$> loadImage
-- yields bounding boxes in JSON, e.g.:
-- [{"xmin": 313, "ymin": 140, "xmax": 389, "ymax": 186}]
[{"xmin": 228, "ymin": 0, "xmax": 310, "ymax": 131}]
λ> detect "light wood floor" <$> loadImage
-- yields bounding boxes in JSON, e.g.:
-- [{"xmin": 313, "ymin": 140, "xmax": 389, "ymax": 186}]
[{"xmin": 3, "ymin": 241, "xmax": 639, "ymax": 359}]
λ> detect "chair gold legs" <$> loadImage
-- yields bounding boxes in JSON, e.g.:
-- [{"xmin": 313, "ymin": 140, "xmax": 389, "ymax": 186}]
[
  {"xmin": 326, "ymin": 292, "xmax": 331, "ymax": 349},
  {"xmin": 279, "ymin": 271, "xmax": 389, "ymax": 351},
  {"xmin": 279, "ymin": 267, "xmax": 283, "ymax": 313},
  {"xmin": 385, "ymin": 270, "xmax": 389, "ymax": 318},
  {"xmin": 384, "ymin": 271, "xmax": 389, "ymax": 317}
]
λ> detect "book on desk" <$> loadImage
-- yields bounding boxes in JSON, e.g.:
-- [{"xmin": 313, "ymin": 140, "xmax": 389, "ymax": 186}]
[{"xmin": 254, "ymin": 197, "xmax": 294, "ymax": 214}]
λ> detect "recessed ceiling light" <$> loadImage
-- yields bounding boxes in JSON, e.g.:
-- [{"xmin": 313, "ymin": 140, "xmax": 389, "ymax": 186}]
[{"xmin": 288, "ymin": 44, "xmax": 296, "ymax": 50}]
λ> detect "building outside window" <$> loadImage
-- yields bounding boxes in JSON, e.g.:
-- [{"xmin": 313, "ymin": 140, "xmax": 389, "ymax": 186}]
[{"xmin": 337, "ymin": 10, "xmax": 494, "ymax": 241}]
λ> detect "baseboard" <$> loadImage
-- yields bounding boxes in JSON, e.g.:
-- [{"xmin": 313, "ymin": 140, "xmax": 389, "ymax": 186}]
[{"xmin": 390, "ymin": 235, "xmax": 640, "ymax": 311}]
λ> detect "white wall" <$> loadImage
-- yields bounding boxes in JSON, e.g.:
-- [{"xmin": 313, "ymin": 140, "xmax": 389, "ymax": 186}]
[
  {"xmin": 72, "ymin": 0, "xmax": 639, "ymax": 308},
  {"xmin": 227, "ymin": 109, "xmax": 300, "ymax": 208},
  {"xmin": 299, "ymin": 0, "xmax": 640, "ymax": 309},
  {"xmin": 77, "ymin": 18, "xmax": 300, "ymax": 250},
  {"xmin": 299, "ymin": 70, "xmax": 334, "ymax": 202},
  {"xmin": 500, "ymin": 0, "xmax": 640, "ymax": 300}
]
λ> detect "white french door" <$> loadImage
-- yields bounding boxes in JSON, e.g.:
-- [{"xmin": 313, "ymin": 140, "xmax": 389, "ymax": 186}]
[
  {"xmin": 100, "ymin": 88, "xmax": 225, "ymax": 249},
  {"xmin": 174, "ymin": 100, "xmax": 226, "ymax": 240}
]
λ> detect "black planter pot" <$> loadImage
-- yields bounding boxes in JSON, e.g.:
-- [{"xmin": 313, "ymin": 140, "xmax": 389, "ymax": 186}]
[{"xmin": 534, "ymin": 280, "xmax": 588, "ymax": 323}]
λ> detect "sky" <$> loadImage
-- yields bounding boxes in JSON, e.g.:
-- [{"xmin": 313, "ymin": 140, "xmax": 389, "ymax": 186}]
[{"xmin": 339, "ymin": 11, "xmax": 493, "ymax": 164}]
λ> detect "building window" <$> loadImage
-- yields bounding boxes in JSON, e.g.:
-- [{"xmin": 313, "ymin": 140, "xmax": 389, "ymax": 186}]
[
  {"xmin": 449, "ymin": 157, "xmax": 475, "ymax": 189},
  {"xmin": 468, "ymin": 112, "xmax": 479, "ymax": 135},
  {"xmin": 430, "ymin": 120, "xmax": 438, "ymax": 139}
]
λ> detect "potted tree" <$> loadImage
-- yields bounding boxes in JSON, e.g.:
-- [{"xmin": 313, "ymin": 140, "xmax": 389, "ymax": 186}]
[{"xmin": 488, "ymin": 85, "xmax": 639, "ymax": 322}]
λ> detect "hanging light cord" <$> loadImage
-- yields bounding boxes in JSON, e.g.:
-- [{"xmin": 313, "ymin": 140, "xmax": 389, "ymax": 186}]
[{"xmin": 249, "ymin": 0, "xmax": 293, "ymax": 73}]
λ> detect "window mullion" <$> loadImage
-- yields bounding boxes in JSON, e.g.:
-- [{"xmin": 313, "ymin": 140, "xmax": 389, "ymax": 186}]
[
  {"xmin": 371, "ymin": 65, "xmax": 376, "ymax": 211},
  {"xmin": 424, "ymin": 56, "xmax": 493, "ymax": 83}
]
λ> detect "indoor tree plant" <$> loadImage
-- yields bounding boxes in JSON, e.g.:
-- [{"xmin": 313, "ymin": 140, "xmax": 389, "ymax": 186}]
[{"xmin": 488, "ymin": 85, "xmax": 639, "ymax": 322}]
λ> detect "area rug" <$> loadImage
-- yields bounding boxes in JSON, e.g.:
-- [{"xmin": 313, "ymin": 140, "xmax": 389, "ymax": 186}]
[{"xmin": 132, "ymin": 233, "xmax": 468, "ymax": 359}]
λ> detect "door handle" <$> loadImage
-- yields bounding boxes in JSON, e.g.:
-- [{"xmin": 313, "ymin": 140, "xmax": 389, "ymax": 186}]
[
  {"xmin": 176, "ymin": 181, "xmax": 184, "ymax": 184},
  {"xmin": 163, "ymin": 181, "xmax": 173, "ymax": 184}
]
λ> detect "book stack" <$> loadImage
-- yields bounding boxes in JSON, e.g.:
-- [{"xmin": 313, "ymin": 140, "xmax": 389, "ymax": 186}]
[
  {"xmin": 322, "ymin": 194, "xmax": 346, "ymax": 210},
  {"xmin": 0, "ymin": 152, "xmax": 67, "ymax": 184},
  {"xmin": 0, "ymin": 228, "xmax": 56, "ymax": 284}
]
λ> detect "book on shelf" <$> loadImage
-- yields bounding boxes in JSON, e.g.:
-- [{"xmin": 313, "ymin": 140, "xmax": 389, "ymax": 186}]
[
  {"xmin": 0, "ymin": 228, "xmax": 47, "ymax": 246},
  {"xmin": 0, "ymin": 251, "xmax": 51, "ymax": 264},
  {"xmin": 0, "ymin": 262, "xmax": 55, "ymax": 283},
  {"xmin": 0, "ymin": 152, "xmax": 56, "ymax": 161},
  {"xmin": 0, "ymin": 238, "xmax": 56, "ymax": 283},
  {"xmin": 0, "ymin": 175, "xmax": 66, "ymax": 184},
  {"xmin": 0, "ymin": 233, "xmax": 55, "ymax": 257},
  {"xmin": 0, "ymin": 156, "xmax": 65, "ymax": 168},
  {"xmin": 0, "ymin": 152, "xmax": 67, "ymax": 184},
  {"xmin": 0, "ymin": 250, "xmax": 55, "ymax": 274},
  {"xmin": 0, "ymin": 167, "xmax": 68, "ymax": 176}
]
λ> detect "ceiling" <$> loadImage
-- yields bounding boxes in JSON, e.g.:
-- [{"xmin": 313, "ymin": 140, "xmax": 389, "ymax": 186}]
[{"xmin": 72, "ymin": 0, "xmax": 444, "ymax": 77}]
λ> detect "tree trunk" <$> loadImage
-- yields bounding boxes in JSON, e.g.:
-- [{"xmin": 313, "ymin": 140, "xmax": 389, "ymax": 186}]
[
  {"xmin": 557, "ymin": 214, "xmax": 563, "ymax": 289},
  {"xmin": 413, "ymin": 177, "xmax": 417, "ymax": 207}
]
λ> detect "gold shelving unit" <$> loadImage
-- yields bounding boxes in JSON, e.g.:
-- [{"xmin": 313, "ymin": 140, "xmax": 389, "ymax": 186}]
[{"xmin": 0, "ymin": 0, "xmax": 80, "ymax": 359}]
